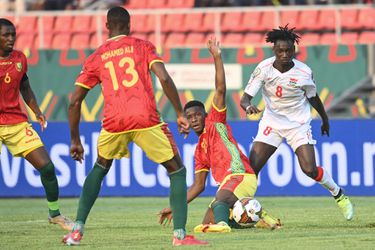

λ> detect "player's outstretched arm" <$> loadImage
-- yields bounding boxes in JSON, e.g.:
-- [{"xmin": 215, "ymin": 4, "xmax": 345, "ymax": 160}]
[
  {"xmin": 240, "ymin": 93, "xmax": 261, "ymax": 115},
  {"xmin": 20, "ymin": 77, "xmax": 47, "ymax": 131},
  {"xmin": 308, "ymin": 94, "xmax": 330, "ymax": 136},
  {"xmin": 151, "ymin": 62, "xmax": 189, "ymax": 135},
  {"xmin": 207, "ymin": 37, "xmax": 226, "ymax": 110},
  {"xmin": 68, "ymin": 86, "xmax": 89, "ymax": 162}
]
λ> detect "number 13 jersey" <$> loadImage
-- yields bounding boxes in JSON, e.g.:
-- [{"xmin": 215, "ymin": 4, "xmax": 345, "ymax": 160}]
[
  {"xmin": 244, "ymin": 56, "xmax": 317, "ymax": 129},
  {"xmin": 75, "ymin": 35, "xmax": 163, "ymax": 133}
]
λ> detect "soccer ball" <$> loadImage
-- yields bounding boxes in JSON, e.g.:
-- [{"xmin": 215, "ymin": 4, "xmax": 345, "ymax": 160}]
[{"xmin": 232, "ymin": 197, "xmax": 262, "ymax": 227}]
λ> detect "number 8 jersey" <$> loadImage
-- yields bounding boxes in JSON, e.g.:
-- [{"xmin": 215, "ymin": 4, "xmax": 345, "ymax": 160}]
[
  {"xmin": 244, "ymin": 56, "xmax": 317, "ymax": 129},
  {"xmin": 75, "ymin": 35, "xmax": 164, "ymax": 133}
]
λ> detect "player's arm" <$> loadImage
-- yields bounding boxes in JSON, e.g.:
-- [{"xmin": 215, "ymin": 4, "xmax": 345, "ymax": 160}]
[
  {"xmin": 151, "ymin": 62, "xmax": 189, "ymax": 135},
  {"xmin": 19, "ymin": 75, "xmax": 47, "ymax": 130},
  {"xmin": 68, "ymin": 86, "xmax": 89, "ymax": 162},
  {"xmin": 208, "ymin": 38, "xmax": 226, "ymax": 110},
  {"xmin": 240, "ymin": 67, "xmax": 263, "ymax": 115},
  {"xmin": 308, "ymin": 94, "xmax": 330, "ymax": 136}
]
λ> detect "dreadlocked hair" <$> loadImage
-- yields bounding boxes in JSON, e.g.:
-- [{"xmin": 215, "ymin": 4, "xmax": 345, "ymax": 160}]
[{"xmin": 265, "ymin": 24, "xmax": 301, "ymax": 45}]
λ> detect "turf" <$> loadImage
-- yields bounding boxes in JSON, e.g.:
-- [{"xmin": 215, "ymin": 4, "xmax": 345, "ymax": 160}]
[{"xmin": 0, "ymin": 197, "xmax": 374, "ymax": 249}]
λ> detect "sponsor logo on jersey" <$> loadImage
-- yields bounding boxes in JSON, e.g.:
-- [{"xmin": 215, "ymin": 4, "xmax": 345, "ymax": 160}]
[
  {"xmin": 201, "ymin": 138, "xmax": 208, "ymax": 153},
  {"xmin": 15, "ymin": 62, "xmax": 22, "ymax": 72}
]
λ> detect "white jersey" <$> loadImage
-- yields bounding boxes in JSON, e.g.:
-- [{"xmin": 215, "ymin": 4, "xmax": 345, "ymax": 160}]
[{"xmin": 244, "ymin": 57, "xmax": 317, "ymax": 129}]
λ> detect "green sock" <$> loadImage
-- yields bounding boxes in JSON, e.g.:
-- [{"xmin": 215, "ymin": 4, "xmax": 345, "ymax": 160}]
[
  {"xmin": 169, "ymin": 167, "xmax": 187, "ymax": 237},
  {"xmin": 76, "ymin": 163, "xmax": 109, "ymax": 224},
  {"xmin": 38, "ymin": 161, "xmax": 60, "ymax": 217},
  {"xmin": 212, "ymin": 201, "xmax": 230, "ymax": 224}
]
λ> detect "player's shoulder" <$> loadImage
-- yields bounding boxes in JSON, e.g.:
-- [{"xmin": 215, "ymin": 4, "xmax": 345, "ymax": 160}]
[
  {"xmin": 256, "ymin": 57, "xmax": 275, "ymax": 69},
  {"xmin": 11, "ymin": 50, "xmax": 27, "ymax": 60},
  {"xmin": 293, "ymin": 59, "xmax": 312, "ymax": 76}
]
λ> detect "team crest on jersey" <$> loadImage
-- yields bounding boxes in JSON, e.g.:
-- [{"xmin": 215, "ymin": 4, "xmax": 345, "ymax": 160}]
[
  {"xmin": 15, "ymin": 62, "xmax": 22, "ymax": 72},
  {"xmin": 251, "ymin": 67, "xmax": 261, "ymax": 79},
  {"xmin": 201, "ymin": 138, "xmax": 208, "ymax": 153},
  {"xmin": 288, "ymin": 78, "xmax": 298, "ymax": 87}
]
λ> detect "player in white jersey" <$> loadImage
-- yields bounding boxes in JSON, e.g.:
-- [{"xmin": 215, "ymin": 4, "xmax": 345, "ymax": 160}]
[{"xmin": 240, "ymin": 25, "xmax": 353, "ymax": 221}]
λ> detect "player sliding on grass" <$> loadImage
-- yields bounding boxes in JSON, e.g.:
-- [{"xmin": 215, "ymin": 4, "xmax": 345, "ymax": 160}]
[
  {"xmin": 63, "ymin": 6, "xmax": 207, "ymax": 246},
  {"xmin": 159, "ymin": 38, "xmax": 281, "ymax": 232},
  {"xmin": 240, "ymin": 25, "xmax": 353, "ymax": 220},
  {"xmin": 0, "ymin": 18, "xmax": 73, "ymax": 231}
]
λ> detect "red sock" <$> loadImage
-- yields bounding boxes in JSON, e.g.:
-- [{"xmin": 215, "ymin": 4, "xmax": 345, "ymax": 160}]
[{"xmin": 314, "ymin": 166, "xmax": 324, "ymax": 182}]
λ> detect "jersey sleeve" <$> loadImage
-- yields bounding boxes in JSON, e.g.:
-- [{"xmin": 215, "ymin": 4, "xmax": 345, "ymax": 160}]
[
  {"xmin": 301, "ymin": 71, "xmax": 317, "ymax": 98},
  {"xmin": 75, "ymin": 53, "xmax": 100, "ymax": 90},
  {"xmin": 145, "ymin": 41, "xmax": 163, "ymax": 69},
  {"xmin": 207, "ymin": 102, "xmax": 226, "ymax": 123},
  {"xmin": 194, "ymin": 148, "xmax": 210, "ymax": 174},
  {"xmin": 244, "ymin": 66, "xmax": 265, "ymax": 97}
]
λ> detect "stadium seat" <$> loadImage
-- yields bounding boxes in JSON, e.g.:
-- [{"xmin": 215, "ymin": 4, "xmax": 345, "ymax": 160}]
[
  {"xmin": 165, "ymin": 33, "xmax": 186, "ymax": 47},
  {"xmin": 320, "ymin": 33, "xmax": 337, "ymax": 45},
  {"xmin": 15, "ymin": 33, "xmax": 35, "ymax": 49},
  {"xmin": 358, "ymin": 8, "xmax": 375, "ymax": 29},
  {"xmin": 358, "ymin": 31, "xmax": 375, "ymax": 44},
  {"xmin": 54, "ymin": 15, "xmax": 73, "ymax": 33},
  {"xmin": 167, "ymin": 0, "xmax": 194, "ymax": 8},
  {"xmin": 184, "ymin": 13, "xmax": 203, "ymax": 32},
  {"xmin": 258, "ymin": 11, "xmax": 276, "ymax": 31},
  {"xmin": 243, "ymin": 33, "xmax": 263, "ymax": 45},
  {"xmin": 280, "ymin": 10, "xmax": 300, "ymax": 29},
  {"xmin": 163, "ymin": 14, "xmax": 185, "ymax": 33},
  {"xmin": 125, "ymin": 0, "xmax": 148, "ymax": 9},
  {"xmin": 17, "ymin": 16, "xmax": 37, "ymax": 34},
  {"xmin": 3, "ymin": 16, "xmax": 15, "ymax": 26},
  {"xmin": 240, "ymin": 12, "xmax": 261, "ymax": 32},
  {"xmin": 317, "ymin": 9, "xmax": 336, "ymax": 31},
  {"xmin": 147, "ymin": 0, "xmax": 167, "ymax": 9},
  {"xmin": 72, "ymin": 15, "xmax": 92, "ymax": 33},
  {"xmin": 41, "ymin": 16, "xmax": 55, "ymax": 33},
  {"xmin": 35, "ymin": 33, "xmax": 53, "ymax": 49},
  {"xmin": 71, "ymin": 33, "xmax": 90, "ymax": 49},
  {"xmin": 221, "ymin": 12, "xmax": 243, "ymax": 32},
  {"xmin": 130, "ymin": 14, "xmax": 146, "ymax": 33},
  {"xmin": 298, "ymin": 10, "xmax": 319, "ymax": 31},
  {"xmin": 340, "ymin": 32, "xmax": 359, "ymax": 44},
  {"xmin": 223, "ymin": 33, "xmax": 243, "ymax": 46},
  {"xmin": 131, "ymin": 32, "xmax": 148, "ymax": 41},
  {"xmin": 185, "ymin": 32, "xmax": 205, "ymax": 46},
  {"xmin": 300, "ymin": 33, "xmax": 320, "ymax": 46},
  {"xmin": 51, "ymin": 33, "xmax": 71, "ymax": 49},
  {"xmin": 90, "ymin": 33, "xmax": 108, "ymax": 49},
  {"xmin": 200, "ymin": 13, "xmax": 217, "ymax": 32},
  {"xmin": 340, "ymin": 9, "xmax": 359, "ymax": 30},
  {"xmin": 147, "ymin": 33, "xmax": 166, "ymax": 46}
]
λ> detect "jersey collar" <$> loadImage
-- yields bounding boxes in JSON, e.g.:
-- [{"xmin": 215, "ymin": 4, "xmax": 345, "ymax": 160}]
[{"xmin": 106, "ymin": 35, "xmax": 127, "ymax": 41}]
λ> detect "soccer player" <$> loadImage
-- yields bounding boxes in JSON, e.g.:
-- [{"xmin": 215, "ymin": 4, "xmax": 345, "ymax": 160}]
[
  {"xmin": 63, "ymin": 7, "xmax": 207, "ymax": 246},
  {"xmin": 0, "ymin": 18, "xmax": 73, "ymax": 230},
  {"xmin": 158, "ymin": 38, "xmax": 281, "ymax": 232},
  {"xmin": 240, "ymin": 25, "xmax": 353, "ymax": 220}
]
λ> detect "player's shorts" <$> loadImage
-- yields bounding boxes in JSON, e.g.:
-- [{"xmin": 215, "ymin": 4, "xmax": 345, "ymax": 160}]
[
  {"xmin": 254, "ymin": 120, "xmax": 316, "ymax": 152},
  {"xmin": 0, "ymin": 122, "xmax": 44, "ymax": 157},
  {"xmin": 97, "ymin": 123, "xmax": 178, "ymax": 163}
]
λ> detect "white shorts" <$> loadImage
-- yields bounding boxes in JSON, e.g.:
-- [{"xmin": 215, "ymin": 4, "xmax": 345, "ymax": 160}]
[{"xmin": 254, "ymin": 120, "xmax": 316, "ymax": 152}]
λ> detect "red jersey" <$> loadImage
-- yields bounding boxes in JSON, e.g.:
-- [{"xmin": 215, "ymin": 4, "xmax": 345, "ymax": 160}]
[
  {"xmin": 194, "ymin": 105, "xmax": 254, "ymax": 185},
  {"xmin": 0, "ymin": 50, "xmax": 28, "ymax": 125},
  {"xmin": 75, "ymin": 35, "xmax": 163, "ymax": 133}
]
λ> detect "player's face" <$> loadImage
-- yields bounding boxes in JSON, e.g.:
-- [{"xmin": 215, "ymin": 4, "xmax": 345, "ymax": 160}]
[
  {"xmin": 273, "ymin": 40, "xmax": 294, "ymax": 65},
  {"xmin": 185, "ymin": 106, "xmax": 206, "ymax": 135},
  {"xmin": 0, "ymin": 25, "xmax": 16, "ymax": 54}
]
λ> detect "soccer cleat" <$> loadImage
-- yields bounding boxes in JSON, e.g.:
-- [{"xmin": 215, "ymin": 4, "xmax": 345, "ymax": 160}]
[
  {"xmin": 193, "ymin": 222, "xmax": 231, "ymax": 233},
  {"xmin": 172, "ymin": 234, "xmax": 208, "ymax": 246},
  {"xmin": 336, "ymin": 194, "xmax": 354, "ymax": 220},
  {"xmin": 255, "ymin": 210, "xmax": 282, "ymax": 230},
  {"xmin": 48, "ymin": 214, "xmax": 74, "ymax": 231},
  {"xmin": 63, "ymin": 230, "xmax": 82, "ymax": 246}
]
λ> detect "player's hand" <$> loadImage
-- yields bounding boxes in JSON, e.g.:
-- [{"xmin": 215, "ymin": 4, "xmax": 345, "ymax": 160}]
[
  {"xmin": 177, "ymin": 115, "xmax": 190, "ymax": 138},
  {"xmin": 35, "ymin": 113, "xmax": 47, "ymax": 132},
  {"xmin": 158, "ymin": 207, "xmax": 173, "ymax": 226},
  {"xmin": 245, "ymin": 104, "xmax": 261, "ymax": 115},
  {"xmin": 70, "ymin": 141, "xmax": 84, "ymax": 163},
  {"xmin": 321, "ymin": 121, "xmax": 330, "ymax": 136},
  {"xmin": 207, "ymin": 37, "xmax": 221, "ymax": 57}
]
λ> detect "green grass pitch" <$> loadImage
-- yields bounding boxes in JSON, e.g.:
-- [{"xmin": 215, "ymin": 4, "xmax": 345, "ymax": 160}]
[{"xmin": 0, "ymin": 197, "xmax": 374, "ymax": 249}]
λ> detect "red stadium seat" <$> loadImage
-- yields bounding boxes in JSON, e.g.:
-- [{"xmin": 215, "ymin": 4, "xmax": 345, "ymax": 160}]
[
  {"xmin": 358, "ymin": 31, "xmax": 375, "ymax": 44},
  {"xmin": 71, "ymin": 33, "xmax": 90, "ymax": 49},
  {"xmin": 163, "ymin": 14, "xmax": 185, "ymax": 32},
  {"xmin": 35, "ymin": 33, "xmax": 53, "ymax": 49},
  {"xmin": 298, "ymin": 10, "xmax": 319, "ymax": 31},
  {"xmin": 340, "ymin": 32, "xmax": 359, "ymax": 44},
  {"xmin": 320, "ymin": 33, "xmax": 337, "ymax": 45},
  {"xmin": 51, "ymin": 33, "xmax": 71, "ymax": 49},
  {"xmin": 147, "ymin": 0, "xmax": 167, "ymax": 9},
  {"xmin": 223, "ymin": 33, "xmax": 243, "ymax": 46},
  {"xmin": 15, "ymin": 33, "xmax": 35, "ymax": 49},
  {"xmin": 258, "ymin": 11, "xmax": 276, "ymax": 31},
  {"xmin": 280, "ymin": 10, "xmax": 300, "ymax": 29},
  {"xmin": 358, "ymin": 8, "xmax": 375, "ymax": 29},
  {"xmin": 240, "ymin": 12, "xmax": 261, "ymax": 32},
  {"xmin": 130, "ymin": 14, "xmax": 147, "ymax": 33},
  {"xmin": 243, "ymin": 33, "xmax": 263, "ymax": 45},
  {"xmin": 17, "ymin": 16, "xmax": 37, "ymax": 34},
  {"xmin": 72, "ymin": 15, "xmax": 92, "ymax": 33},
  {"xmin": 125, "ymin": 0, "xmax": 148, "ymax": 9},
  {"xmin": 184, "ymin": 13, "xmax": 203, "ymax": 32},
  {"xmin": 340, "ymin": 9, "xmax": 359, "ymax": 30},
  {"xmin": 54, "ymin": 15, "xmax": 73, "ymax": 33},
  {"xmin": 165, "ymin": 33, "xmax": 186, "ymax": 47},
  {"xmin": 90, "ymin": 32, "xmax": 109, "ymax": 49},
  {"xmin": 185, "ymin": 32, "xmax": 205, "ymax": 46},
  {"xmin": 200, "ymin": 13, "xmax": 217, "ymax": 32},
  {"xmin": 221, "ymin": 12, "xmax": 243, "ymax": 32},
  {"xmin": 317, "ymin": 9, "xmax": 336, "ymax": 31},
  {"xmin": 131, "ymin": 32, "xmax": 148, "ymax": 41},
  {"xmin": 41, "ymin": 16, "xmax": 55, "ymax": 33},
  {"xmin": 3, "ymin": 16, "xmax": 15, "ymax": 25},
  {"xmin": 300, "ymin": 33, "xmax": 320, "ymax": 46},
  {"xmin": 147, "ymin": 33, "xmax": 166, "ymax": 46},
  {"xmin": 167, "ymin": 0, "xmax": 194, "ymax": 8}
]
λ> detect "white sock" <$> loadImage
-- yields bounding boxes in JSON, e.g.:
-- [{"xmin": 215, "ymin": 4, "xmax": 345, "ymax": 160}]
[{"xmin": 318, "ymin": 167, "xmax": 340, "ymax": 196}]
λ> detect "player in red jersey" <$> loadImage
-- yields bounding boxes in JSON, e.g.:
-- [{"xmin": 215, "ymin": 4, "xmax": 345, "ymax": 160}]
[
  {"xmin": 158, "ymin": 38, "xmax": 281, "ymax": 232},
  {"xmin": 0, "ymin": 18, "xmax": 73, "ymax": 230},
  {"xmin": 63, "ymin": 7, "xmax": 207, "ymax": 246}
]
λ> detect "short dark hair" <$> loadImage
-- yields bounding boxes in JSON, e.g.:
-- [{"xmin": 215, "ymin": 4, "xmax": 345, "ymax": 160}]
[
  {"xmin": 107, "ymin": 6, "xmax": 130, "ymax": 30},
  {"xmin": 265, "ymin": 24, "xmax": 300, "ymax": 45},
  {"xmin": 184, "ymin": 100, "xmax": 205, "ymax": 112},
  {"xmin": 0, "ymin": 18, "xmax": 15, "ymax": 29}
]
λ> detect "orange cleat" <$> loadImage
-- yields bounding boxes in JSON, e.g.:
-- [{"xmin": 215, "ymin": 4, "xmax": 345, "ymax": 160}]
[{"xmin": 172, "ymin": 234, "xmax": 208, "ymax": 246}]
